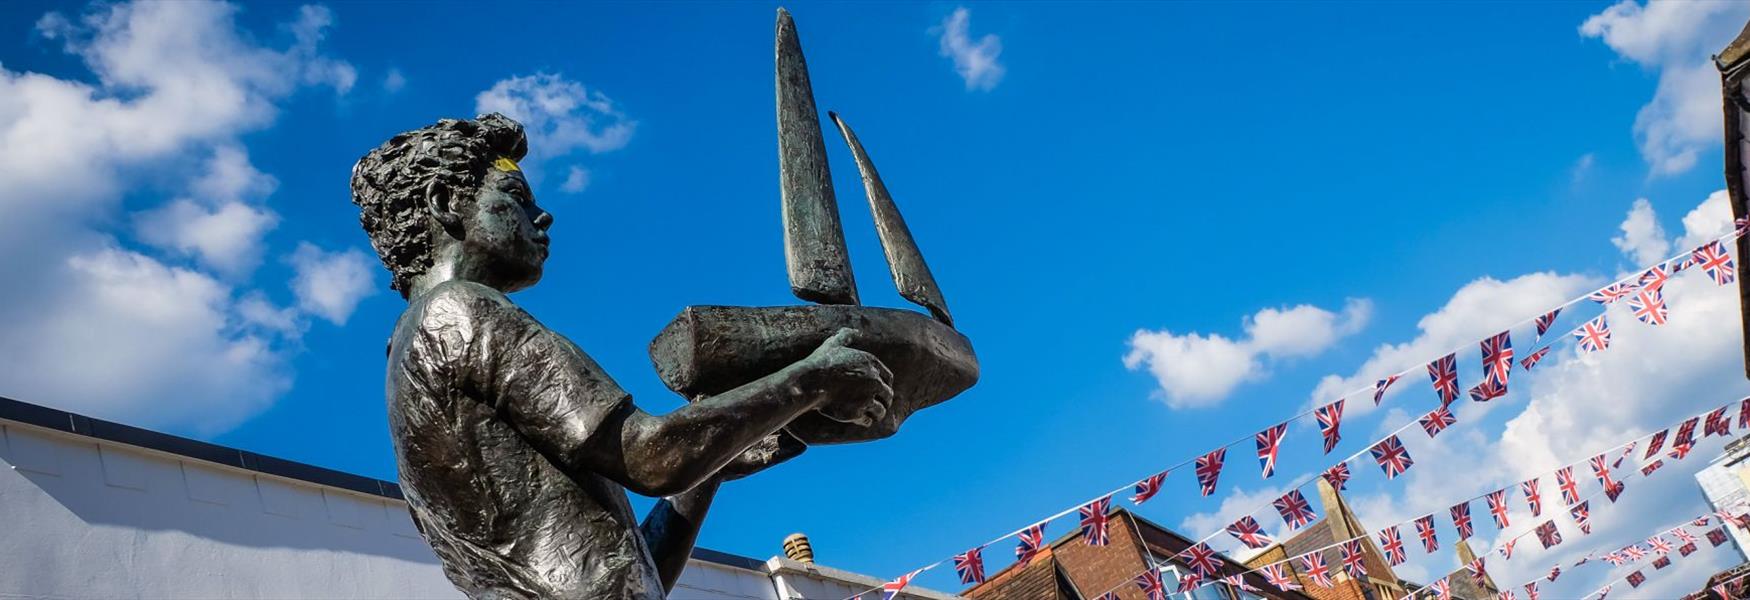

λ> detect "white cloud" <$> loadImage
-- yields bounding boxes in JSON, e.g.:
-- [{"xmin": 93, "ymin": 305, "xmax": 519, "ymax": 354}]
[
  {"xmin": 1580, "ymin": 0, "xmax": 1750, "ymax": 175},
  {"xmin": 1125, "ymin": 300, "xmax": 1371, "ymax": 408},
  {"xmin": 475, "ymin": 73, "xmax": 634, "ymax": 191},
  {"xmin": 382, "ymin": 67, "xmax": 405, "ymax": 93},
  {"xmin": 560, "ymin": 165, "xmax": 591, "ymax": 194},
  {"xmin": 934, "ymin": 7, "xmax": 1005, "ymax": 92},
  {"xmin": 1572, "ymin": 153, "xmax": 1596, "ymax": 184},
  {"xmin": 1612, "ymin": 198, "xmax": 1672, "ymax": 266},
  {"xmin": 0, "ymin": 1, "xmax": 358, "ymax": 434},
  {"xmin": 287, "ymin": 242, "xmax": 375, "ymax": 325}
]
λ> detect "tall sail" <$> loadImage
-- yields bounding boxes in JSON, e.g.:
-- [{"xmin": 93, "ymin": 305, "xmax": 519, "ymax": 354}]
[
  {"xmin": 775, "ymin": 8, "xmax": 857, "ymax": 305},
  {"xmin": 830, "ymin": 112, "xmax": 953, "ymax": 326}
]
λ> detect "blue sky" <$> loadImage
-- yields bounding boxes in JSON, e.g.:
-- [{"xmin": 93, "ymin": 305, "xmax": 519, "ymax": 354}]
[{"xmin": 3, "ymin": 1, "xmax": 1750, "ymax": 597}]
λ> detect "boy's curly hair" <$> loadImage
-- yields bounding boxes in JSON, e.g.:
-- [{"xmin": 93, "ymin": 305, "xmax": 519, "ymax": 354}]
[{"xmin": 350, "ymin": 113, "xmax": 528, "ymax": 296}]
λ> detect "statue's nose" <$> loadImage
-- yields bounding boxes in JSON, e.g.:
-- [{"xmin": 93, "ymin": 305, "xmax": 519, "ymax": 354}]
[{"xmin": 532, "ymin": 210, "xmax": 553, "ymax": 230}]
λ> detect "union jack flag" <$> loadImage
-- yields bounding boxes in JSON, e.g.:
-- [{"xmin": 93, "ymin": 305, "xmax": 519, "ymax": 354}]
[
  {"xmin": 1015, "ymin": 522, "xmax": 1047, "ymax": 565},
  {"xmin": 1452, "ymin": 501, "xmax": 1474, "ymax": 540},
  {"xmin": 1614, "ymin": 442, "xmax": 1637, "ymax": 468},
  {"xmin": 1713, "ymin": 584, "xmax": 1731, "ymax": 600},
  {"xmin": 1694, "ymin": 516, "xmax": 1712, "ymax": 527},
  {"xmin": 1589, "ymin": 282, "xmax": 1636, "ymax": 304},
  {"xmin": 1627, "ymin": 287, "xmax": 1668, "ymax": 325},
  {"xmin": 1379, "ymin": 526, "xmax": 1407, "ymax": 565},
  {"xmin": 1080, "ymin": 496, "xmax": 1112, "ymax": 546},
  {"xmin": 1420, "ymin": 407, "xmax": 1457, "ymax": 438},
  {"xmin": 1590, "ymin": 455, "xmax": 1617, "ymax": 491},
  {"xmin": 1131, "ymin": 470, "xmax": 1168, "ymax": 504},
  {"xmin": 1371, "ymin": 435, "xmax": 1414, "ymax": 479},
  {"xmin": 1605, "ymin": 479, "xmax": 1626, "ymax": 503},
  {"xmin": 1524, "ymin": 582, "xmax": 1539, "ymax": 600},
  {"xmin": 1501, "ymin": 538, "xmax": 1517, "ymax": 561},
  {"xmin": 1694, "ymin": 240, "xmax": 1736, "ymax": 285},
  {"xmin": 1575, "ymin": 315, "xmax": 1611, "ymax": 352},
  {"xmin": 1178, "ymin": 542, "xmax": 1223, "ymax": 578},
  {"xmin": 1261, "ymin": 562, "xmax": 1299, "ymax": 592},
  {"xmin": 1481, "ymin": 331, "xmax": 1514, "ymax": 387},
  {"xmin": 1626, "ymin": 571, "xmax": 1645, "ymax": 588},
  {"xmin": 1256, "ymin": 423, "xmax": 1287, "ymax": 478},
  {"xmin": 1487, "ymin": 489, "xmax": 1511, "ymax": 528},
  {"xmin": 1557, "ymin": 467, "xmax": 1580, "ymax": 505},
  {"xmin": 880, "ymin": 568, "xmax": 923, "ymax": 600},
  {"xmin": 953, "ymin": 547, "xmax": 985, "ymax": 584},
  {"xmin": 1470, "ymin": 379, "xmax": 1508, "ymax": 403},
  {"xmin": 1642, "ymin": 460, "xmax": 1665, "ymax": 476},
  {"xmin": 1671, "ymin": 442, "xmax": 1695, "ymax": 460},
  {"xmin": 1646, "ymin": 429, "xmax": 1668, "ymax": 459},
  {"xmin": 1195, "ymin": 448, "xmax": 1226, "ymax": 496},
  {"xmin": 1740, "ymin": 397, "xmax": 1750, "ymax": 429},
  {"xmin": 1709, "ymin": 527, "xmax": 1729, "ymax": 546},
  {"xmin": 1604, "ymin": 552, "xmax": 1626, "ymax": 566},
  {"xmin": 1652, "ymin": 556, "xmax": 1671, "ymax": 570},
  {"xmin": 1416, "ymin": 515, "xmax": 1439, "ymax": 552},
  {"xmin": 1522, "ymin": 478, "xmax": 1544, "ymax": 516},
  {"xmin": 1536, "ymin": 309, "xmax": 1561, "ymax": 339},
  {"xmin": 1674, "ymin": 528, "xmax": 1699, "ymax": 545},
  {"xmin": 1520, "ymin": 345, "xmax": 1552, "ymax": 371},
  {"xmin": 1299, "ymin": 552, "xmax": 1333, "ymax": 588},
  {"xmin": 1707, "ymin": 407, "xmax": 1733, "ymax": 438},
  {"xmin": 1428, "ymin": 353, "xmax": 1460, "ymax": 406},
  {"xmin": 1323, "ymin": 463, "xmax": 1352, "ymax": 491},
  {"xmin": 1639, "ymin": 264, "xmax": 1671, "ymax": 291},
  {"xmin": 1274, "ymin": 490, "xmax": 1317, "ymax": 530},
  {"xmin": 1571, "ymin": 502, "xmax": 1591, "ymax": 535},
  {"xmin": 1225, "ymin": 516, "xmax": 1274, "ymax": 549},
  {"xmin": 1316, "ymin": 400, "xmax": 1345, "ymax": 454},
  {"xmin": 1467, "ymin": 557, "xmax": 1489, "ymax": 588},
  {"xmin": 1499, "ymin": 590, "xmax": 1517, "ymax": 600},
  {"xmin": 1676, "ymin": 417, "xmax": 1700, "ymax": 448},
  {"xmin": 1678, "ymin": 542, "xmax": 1697, "ymax": 557},
  {"xmin": 1133, "ymin": 569, "xmax": 1167, "ymax": 600},
  {"xmin": 1547, "ymin": 566, "xmax": 1562, "ymax": 582},
  {"xmin": 1175, "ymin": 570, "xmax": 1202, "ymax": 594},
  {"xmin": 1339, "ymin": 539, "xmax": 1368, "ymax": 578},
  {"xmin": 1597, "ymin": 584, "xmax": 1611, "ymax": 599},
  {"xmin": 1218, "ymin": 574, "xmax": 1257, "ymax": 592},
  {"xmin": 1622, "ymin": 545, "xmax": 1647, "ymax": 560},
  {"xmin": 1431, "ymin": 577, "xmax": 1452, "ymax": 600},
  {"xmin": 1535, "ymin": 520, "xmax": 1563, "ymax": 549},
  {"xmin": 1374, "ymin": 375, "xmax": 1400, "ymax": 405},
  {"xmin": 1649, "ymin": 536, "xmax": 1672, "ymax": 554}
]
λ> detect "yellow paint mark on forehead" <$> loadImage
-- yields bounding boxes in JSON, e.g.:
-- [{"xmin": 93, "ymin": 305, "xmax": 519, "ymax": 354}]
[{"xmin": 492, "ymin": 157, "xmax": 521, "ymax": 172}]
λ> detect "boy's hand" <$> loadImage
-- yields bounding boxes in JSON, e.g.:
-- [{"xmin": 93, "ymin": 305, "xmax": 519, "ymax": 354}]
[{"xmin": 799, "ymin": 328, "xmax": 893, "ymax": 427}]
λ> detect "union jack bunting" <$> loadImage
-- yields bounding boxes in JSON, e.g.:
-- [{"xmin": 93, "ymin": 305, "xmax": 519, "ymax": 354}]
[
  {"xmin": 1556, "ymin": 467, "xmax": 1580, "ymax": 505},
  {"xmin": 1498, "ymin": 591, "xmax": 1517, "ymax": 600},
  {"xmin": 1671, "ymin": 442, "xmax": 1695, "ymax": 460},
  {"xmin": 1535, "ymin": 308, "xmax": 1561, "ymax": 339},
  {"xmin": 1708, "ymin": 527, "xmax": 1729, "ymax": 546},
  {"xmin": 1430, "ymin": 577, "xmax": 1452, "ymax": 600},
  {"xmin": 1218, "ymin": 574, "xmax": 1257, "ymax": 593},
  {"xmin": 1323, "ymin": 463, "xmax": 1352, "ymax": 491},
  {"xmin": 1649, "ymin": 536, "xmax": 1672, "ymax": 554},
  {"xmin": 1500, "ymin": 538, "xmax": 1517, "ymax": 561},
  {"xmin": 1535, "ymin": 520, "xmax": 1563, "ymax": 549},
  {"xmin": 1174, "ymin": 570, "xmax": 1202, "ymax": 595},
  {"xmin": 1695, "ymin": 516, "xmax": 1713, "ymax": 527},
  {"xmin": 1604, "ymin": 552, "xmax": 1626, "ymax": 566},
  {"xmin": 1575, "ymin": 315, "xmax": 1612, "ymax": 352},
  {"xmin": 1316, "ymin": 400, "xmax": 1344, "ymax": 454},
  {"xmin": 1371, "ymin": 435, "xmax": 1414, "ymax": 479},
  {"xmin": 1451, "ymin": 501, "xmax": 1475, "ymax": 540},
  {"xmin": 1226, "ymin": 516, "xmax": 1275, "ymax": 549},
  {"xmin": 1547, "ymin": 566, "xmax": 1562, "ymax": 582},
  {"xmin": 1374, "ymin": 375, "xmax": 1399, "ymax": 405},
  {"xmin": 1679, "ymin": 542, "xmax": 1697, "ymax": 557},
  {"xmin": 1132, "ymin": 569, "xmax": 1167, "ymax": 600},
  {"xmin": 1420, "ymin": 407, "xmax": 1457, "ymax": 438},
  {"xmin": 1467, "ymin": 557, "xmax": 1488, "ymax": 588},
  {"xmin": 1590, "ymin": 455, "xmax": 1617, "ymax": 490},
  {"xmin": 1623, "ymin": 546, "xmax": 1647, "ymax": 560},
  {"xmin": 1676, "ymin": 417, "xmax": 1700, "ymax": 448},
  {"xmin": 1605, "ymin": 480, "xmax": 1626, "ymax": 503},
  {"xmin": 1339, "ymin": 540, "xmax": 1368, "ymax": 578},
  {"xmin": 1481, "ymin": 331, "xmax": 1513, "ymax": 387},
  {"xmin": 1178, "ymin": 542, "xmax": 1223, "ymax": 578},
  {"xmin": 1379, "ymin": 526, "xmax": 1407, "ymax": 565},
  {"xmin": 1428, "ymin": 353, "xmax": 1460, "ymax": 406},
  {"xmin": 1520, "ymin": 345, "xmax": 1551, "ymax": 371},
  {"xmin": 1131, "ymin": 470, "xmax": 1168, "ymax": 504},
  {"xmin": 1646, "ymin": 429, "xmax": 1668, "ymax": 459},
  {"xmin": 1589, "ymin": 282, "xmax": 1636, "ymax": 304},
  {"xmin": 1627, "ymin": 287, "xmax": 1668, "ymax": 325},
  {"xmin": 1079, "ymin": 496, "xmax": 1112, "ymax": 546},
  {"xmin": 1614, "ymin": 442, "xmax": 1636, "ymax": 468},
  {"xmin": 1738, "ymin": 215, "xmax": 1749, "ymax": 234},
  {"xmin": 1626, "ymin": 571, "xmax": 1645, "ymax": 588},
  {"xmin": 1195, "ymin": 448, "xmax": 1226, "ymax": 497},
  {"xmin": 1571, "ymin": 502, "xmax": 1591, "ymax": 535},
  {"xmin": 1675, "ymin": 528, "xmax": 1699, "ymax": 545},
  {"xmin": 1015, "ymin": 523, "xmax": 1047, "ymax": 565},
  {"xmin": 1274, "ymin": 490, "xmax": 1317, "ymax": 530},
  {"xmin": 1487, "ymin": 489, "xmax": 1511, "ymax": 528},
  {"xmin": 1261, "ymin": 562, "xmax": 1300, "ymax": 592},
  {"xmin": 1524, "ymin": 582, "xmax": 1539, "ymax": 600},
  {"xmin": 1707, "ymin": 407, "xmax": 1733, "ymax": 437},
  {"xmin": 1642, "ymin": 460, "xmax": 1665, "ymax": 476},
  {"xmin": 1416, "ymin": 515, "xmax": 1439, "ymax": 552},
  {"xmin": 1597, "ymin": 584, "xmax": 1611, "ymax": 600},
  {"xmin": 1470, "ymin": 379, "xmax": 1508, "ymax": 403},
  {"xmin": 1694, "ymin": 240, "xmax": 1736, "ymax": 285},
  {"xmin": 1522, "ymin": 479, "xmax": 1544, "ymax": 516},
  {"xmin": 1256, "ymin": 423, "xmax": 1287, "ymax": 478},
  {"xmin": 1639, "ymin": 264, "xmax": 1671, "ymax": 291},
  {"xmin": 1740, "ymin": 397, "xmax": 1750, "ymax": 429},
  {"xmin": 1713, "ymin": 584, "xmax": 1731, "ymax": 600},
  {"xmin": 1299, "ymin": 552, "xmax": 1333, "ymax": 588},
  {"xmin": 880, "ymin": 568, "xmax": 923, "ymax": 600},
  {"xmin": 953, "ymin": 547, "xmax": 985, "ymax": 584}
]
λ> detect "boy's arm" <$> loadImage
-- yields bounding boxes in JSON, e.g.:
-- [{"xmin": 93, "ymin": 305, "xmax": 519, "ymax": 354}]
[{"xmin": 641, "ymin": 433, "xmax": 805, "ymax": 592}]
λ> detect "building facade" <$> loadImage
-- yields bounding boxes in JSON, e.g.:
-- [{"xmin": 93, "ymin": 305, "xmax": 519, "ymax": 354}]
[
  {"xmin": 1696, "ymin": 437, "xmax": 1750, "ymax": 563},
  {"xmin": 0, "ymin": 396, "xmax": 954, "ymax": 600}
]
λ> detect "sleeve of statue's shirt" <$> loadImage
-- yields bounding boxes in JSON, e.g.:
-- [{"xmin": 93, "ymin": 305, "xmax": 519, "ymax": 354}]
[{"xmin": 457, "ymin": 286, "xmax": 635, "ymax": 474}]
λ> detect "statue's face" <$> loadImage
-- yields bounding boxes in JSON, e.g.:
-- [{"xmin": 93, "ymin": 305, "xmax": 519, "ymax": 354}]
[{"xmin": 460, "ymin": 166, "xmax": 551, "ymax": 292}]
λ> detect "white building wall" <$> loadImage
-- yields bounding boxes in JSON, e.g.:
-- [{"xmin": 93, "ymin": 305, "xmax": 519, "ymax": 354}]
[{"xmin": 1696, "ymin": 440, "xmax": 1750, "ymax": 563}]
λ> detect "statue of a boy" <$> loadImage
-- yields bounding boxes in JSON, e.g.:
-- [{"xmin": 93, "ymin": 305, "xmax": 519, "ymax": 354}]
[{"xmin": 350, "ymin": 113, "xmax": 893, "ymax": 599}]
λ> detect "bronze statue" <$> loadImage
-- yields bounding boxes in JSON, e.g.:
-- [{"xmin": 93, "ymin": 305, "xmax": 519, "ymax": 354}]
[{"xmin": 350, "ymin": 9, "xmax": 974, "ymax": 599}]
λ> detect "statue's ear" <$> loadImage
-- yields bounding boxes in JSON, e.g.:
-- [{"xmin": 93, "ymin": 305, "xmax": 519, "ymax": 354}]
[{"xmin": 424, "ymin": 180, "xmax": 463, "ymax": 236}]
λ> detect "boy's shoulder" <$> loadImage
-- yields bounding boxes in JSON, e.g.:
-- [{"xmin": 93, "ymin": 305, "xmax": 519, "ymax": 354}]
[{"xmin": 395, "ymin": 280, "xmax": 523, "ymax": 339}]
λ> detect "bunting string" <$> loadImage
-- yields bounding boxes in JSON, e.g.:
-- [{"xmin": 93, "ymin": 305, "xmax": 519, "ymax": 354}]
[
  {"xmin": 1571, "ymin": 511, "xmax": 1748, "ymax": 600},
  {"xmin": 848, "ymin": 226, "xmax": 1746, "ymax": 600}
]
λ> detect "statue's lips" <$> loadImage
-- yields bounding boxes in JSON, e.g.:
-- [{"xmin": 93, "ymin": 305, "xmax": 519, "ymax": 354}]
[{"xmin": 648, "ymin": 305, "xmax": 978, "ymax": 445}]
